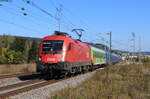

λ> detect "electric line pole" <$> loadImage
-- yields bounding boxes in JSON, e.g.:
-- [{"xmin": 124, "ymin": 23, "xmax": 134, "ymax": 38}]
[
  {"xmin": 56, "ymin": 4, "xmax": 63, "ymax": 31},
  {"xmin": 109, "ymin": 32, "xmax": 112, "ymax": 64},
  {"xmin": 132, "ymin": 32, "xmax": 136, "ymax": 52},
  {"xmin": 107, "ymin": 32, "xmax": 112, "ymax": 64},
  {"xmin": 139, "ymin": 36, "xmax": 141, "ymax": 52},
  {"xmin": 138, "ymin": 35, "xmax": 142, "ymax": 62},
  {"xmin": 132, "ymin": 32, "xmax": 136, "ymax": 63}
]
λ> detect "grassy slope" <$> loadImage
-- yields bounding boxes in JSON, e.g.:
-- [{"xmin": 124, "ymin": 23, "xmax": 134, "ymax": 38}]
[{"xmin": 51, "ymin": 64, "xmax": 150, "ymax": 99}]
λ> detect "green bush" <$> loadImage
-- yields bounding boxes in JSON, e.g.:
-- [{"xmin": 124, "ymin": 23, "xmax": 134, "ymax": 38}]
[
  {"xmin": 0, "ymin": 48, "xmax": 25, "ymax": 64},
  {"xmin": 141, "ymin": 58, "xmax": 150, "ymax": 63},
  {"xmin": 13, "ymin": 51, "xmax": 26, "ymax": 64},
  {"xmin": 0, "ymin": 48, "xmax": 8, "ymax": 64}
]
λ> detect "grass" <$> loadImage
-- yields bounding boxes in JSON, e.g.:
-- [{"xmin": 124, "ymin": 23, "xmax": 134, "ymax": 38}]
[
  {"xmin": 0, "ymin": 70, "xmax": 21, "ymax": 74},
  {"xmin": 0, "ymin": 64, "xmax": 36, "ymax": 74},
  {"xmin": 51, "ymin": 64, "xmax": 150, "ymax": 99}
]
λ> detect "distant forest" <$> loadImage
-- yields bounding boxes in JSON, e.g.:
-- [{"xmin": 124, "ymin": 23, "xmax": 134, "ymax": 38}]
[{"xmin": 0, "ymin": 35, "xmax": 41, "ymax": 64}]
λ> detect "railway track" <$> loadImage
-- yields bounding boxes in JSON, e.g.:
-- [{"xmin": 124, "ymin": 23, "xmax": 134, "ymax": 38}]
[
  {"xmin": 0, "ymin": 72, "xmax": 39, "ymax": 79},
  {"xmin": 0, "ymin": 79, "xmax": 59, "ymax": 99},
  {"xmin": 0, "ymin": 72, "xmax": 88, "ymax": 99},
  {"xmin": 0, "ymin": 68, "xmax": 102, "ymax": 99}
]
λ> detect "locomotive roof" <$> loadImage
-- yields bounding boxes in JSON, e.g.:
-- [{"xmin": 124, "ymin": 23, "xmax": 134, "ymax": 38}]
[{"xmin": 54, "ymin": 31, "xmax": 71, "ymax": 37}]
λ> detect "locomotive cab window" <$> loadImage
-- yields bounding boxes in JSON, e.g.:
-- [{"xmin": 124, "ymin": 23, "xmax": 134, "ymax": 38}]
[{"xmin": 42, "ymin": 40, "xmax": 64, "ymax": 54}]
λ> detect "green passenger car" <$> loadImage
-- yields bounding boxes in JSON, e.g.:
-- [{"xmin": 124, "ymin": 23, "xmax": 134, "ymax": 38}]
[{"xmin": 90, "ymin": 46, "xmax": 106, "ymax": 65}]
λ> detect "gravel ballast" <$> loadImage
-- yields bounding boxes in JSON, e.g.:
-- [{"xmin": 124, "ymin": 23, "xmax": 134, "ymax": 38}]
[
  {"xmin": 10, "ymin": 71, "xmax": 97, "ymax": 99},
  {"xmin": 0, "ymin": 78, "xmax": 23, "ymax": 88}
]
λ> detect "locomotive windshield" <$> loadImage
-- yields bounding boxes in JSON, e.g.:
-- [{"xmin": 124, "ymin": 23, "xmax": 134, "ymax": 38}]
[{"xmin": 42, "ymin": 40, "xmax": 64, "ymax": 54}]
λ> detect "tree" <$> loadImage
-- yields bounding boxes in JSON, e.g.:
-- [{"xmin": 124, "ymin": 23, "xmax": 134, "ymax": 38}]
[
  {"xmin": 24, "ymin": 40, "xmax": 32, "ymax": 62},
  {"xmin": 0, "ymin": 48, "xmax": 8, "ymax": 64},
  {"xmin": 28, "ymin": 40, "xmax": 38, "ymax": 63},
  {"xmin": 0, "ymin": 35, "xmax": 39, "ymax": 64},
  {"xmin": 0, "ymin": 35, "xmax": 15, "ymax": 49},
  {"xmin": 10, "ymin": 37, "xmax": 26, "ymax": 53}
]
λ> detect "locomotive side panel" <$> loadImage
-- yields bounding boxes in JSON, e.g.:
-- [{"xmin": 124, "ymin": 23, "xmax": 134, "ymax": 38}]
[{"xmin": 65, "ymin": 40, "xmax": 91, "ymax": 68}]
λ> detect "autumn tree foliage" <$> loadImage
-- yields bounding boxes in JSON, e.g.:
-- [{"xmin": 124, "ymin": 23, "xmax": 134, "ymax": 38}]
[{"xmin": 0, "ymin": 35, "xmax": 39, "ymax": 64}]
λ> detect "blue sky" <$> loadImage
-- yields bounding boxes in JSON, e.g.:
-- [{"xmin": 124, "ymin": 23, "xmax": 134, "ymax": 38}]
[{"xmin": 0, "ymin": 0, "xmax": 149, "ymax": 51}]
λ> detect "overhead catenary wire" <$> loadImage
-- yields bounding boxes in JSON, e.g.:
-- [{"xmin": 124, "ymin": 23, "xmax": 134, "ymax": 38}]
[
  {"xmin": 96, "ymin": 32, "xmax": 132, "ymax": 51},
  {"xmin": 50, "ymin": 0, "xmax": 102, "ymax": 41},
  {"xmin": 1, "ymin": 0, "xmax": 74, "ymax": 36},
  {"xmin": 23, "ymin": 0, "xmax": 84, "ymax": 34},
  {"xmin": 3, "ymin": 6, "xmax": 42, "ymax": 26},
  {"xmin": 0, "ymin": 18, "xmax": 43, "ymax": 33},
  {"xmin": 61, "ymin": 14, "xmax": 76, "ymax": 28},
  {"xmin": 0, "ymin": 2, "xmax": 48, "ymax": 32},
  {"xmin": 48, "ymin": 0, "xmax": 78, "ymax": 28},
  {"xmin": 1, "ymin": 4, "xmax": 57, "ymax": 29},
  {"xmin": 21, "ymin": 1, "xmax": 58, "ymax": 23},
  {"xmin": 23, "ymin": 0, "xmax": 56, "ymax": 20},
  {"xmin": 1, "ymin": 6, "xmax": 48, "ymax": 29},
  {"xmin": 48, "ymin": 0, "xmax": 76, "ymax": 32},
  {"xmin": 50, "ymin": 0, "xmax": 90, "ymax": 39},
  {"xmin": 23, "ymin": 0, "xmax": 74, "ymax": 32}
]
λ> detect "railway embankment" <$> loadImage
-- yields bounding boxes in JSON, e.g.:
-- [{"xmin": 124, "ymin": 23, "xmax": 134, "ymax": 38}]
[
  {"xmin": 8, "ymin": 70, "xmax": 96, "ymax": 99},
  {"xmin": 0, "ymin": 64, "xmax": 36, "ymax": 74},
  {"xmin": 0, "ymin": 72, "xmax": 41, "ymax": 88},
  {"xmin": 51, "ymin": 64, "xmax": 150, "ymax": 99}
]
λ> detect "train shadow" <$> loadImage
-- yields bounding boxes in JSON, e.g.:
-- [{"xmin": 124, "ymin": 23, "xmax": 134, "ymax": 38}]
[
  {"xmin": 18, "ymin": 73, "xmax": 60, "ymax": 81},
  {"xmin": 18, "ymin": 73, "xmax": 44, "ymax": 81}
]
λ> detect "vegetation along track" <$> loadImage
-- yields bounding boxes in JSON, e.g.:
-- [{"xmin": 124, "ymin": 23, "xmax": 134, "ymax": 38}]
[
  {"xmin": 0, "ymin": 72, "xmax": 39, "ymax": 79},
  {"xmin": 0, "ymin": 79, "xmax": 59, "ymax": 99}
]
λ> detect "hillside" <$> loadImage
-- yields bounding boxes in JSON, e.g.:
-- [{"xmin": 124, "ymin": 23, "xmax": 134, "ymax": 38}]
[
  {"xmin": 51, "ymin": 64, "xmax": 150, "ymax": 99},
  {"xmin": 0, "ymin": 35, "xmax": 41, "ymax": 44}
]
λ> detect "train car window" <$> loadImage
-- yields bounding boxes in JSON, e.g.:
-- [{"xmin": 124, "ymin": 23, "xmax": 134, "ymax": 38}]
[{"xmin": 68, "ymin": 43, "xmax": 72, "ymax": 51}]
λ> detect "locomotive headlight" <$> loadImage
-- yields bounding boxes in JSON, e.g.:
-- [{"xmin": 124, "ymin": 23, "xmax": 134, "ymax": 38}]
[
  {"xmin": 38, "ymin": 56, "xmax": 42, "ymax": 61},
  {"xmin": 61, "ymin": 55, "xmax": 65, "ymax": 62}
]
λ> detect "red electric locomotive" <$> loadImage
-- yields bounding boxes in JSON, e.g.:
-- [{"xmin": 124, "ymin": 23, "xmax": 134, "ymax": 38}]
[{"xmin": 37, "ymin": 31, "xmax": 92, "ymax": 77}]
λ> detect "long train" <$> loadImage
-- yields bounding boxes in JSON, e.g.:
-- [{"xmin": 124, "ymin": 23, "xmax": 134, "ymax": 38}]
[{"xmin": 36, "ymin": 31, "xmax": 120, "ymax": 77}]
